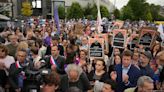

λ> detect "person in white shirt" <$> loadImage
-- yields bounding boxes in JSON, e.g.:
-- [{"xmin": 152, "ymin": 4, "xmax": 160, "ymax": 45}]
[{"xmin": 0, "ymin": 44, "xmax": 15, "ymax": 88}]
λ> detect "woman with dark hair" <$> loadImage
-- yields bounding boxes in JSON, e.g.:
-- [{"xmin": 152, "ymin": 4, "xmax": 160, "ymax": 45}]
[
  {"xmin": 151, "ymin": 42, "xmax": 161, "ymax": 59},
  {"xmin": 88, "ymin": 59, "xmax": 109, "ymax": 82},
  {"xmin": 108, "ymin": 54, "xmax": 121, "ymax": 77}
]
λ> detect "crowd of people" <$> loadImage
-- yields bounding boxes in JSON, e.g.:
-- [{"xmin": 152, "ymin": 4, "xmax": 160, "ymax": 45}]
[{"xmin": 0, "ymin": 18, "xmax": 164, "ymax": 92}]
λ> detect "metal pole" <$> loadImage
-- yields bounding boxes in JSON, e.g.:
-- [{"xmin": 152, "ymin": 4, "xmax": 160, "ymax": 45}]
[{"xmin": 114, "ymin": 0, "xmax": 116, "ymax": 9}]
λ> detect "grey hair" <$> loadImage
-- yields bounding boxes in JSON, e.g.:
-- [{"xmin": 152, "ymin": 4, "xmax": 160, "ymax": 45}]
[
  {"xmin": 65, "ymin": 64, "xmax": 83, "ymax": 80},
  {"xmin": 137, "ymin": 76, "xmax": 154, "ymax": 87}
]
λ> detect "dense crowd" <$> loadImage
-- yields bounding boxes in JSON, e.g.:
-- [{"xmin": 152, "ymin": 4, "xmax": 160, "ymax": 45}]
[{"xmin": 0, "ymin": 18, "xmax": 164, "ymax": 92}]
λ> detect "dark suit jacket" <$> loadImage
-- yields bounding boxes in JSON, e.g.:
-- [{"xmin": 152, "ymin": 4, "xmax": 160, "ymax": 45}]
[
  {"xmin": 45, "ymin": 45, "xmax": 64, "ymax": 56},
  {"xmin": 43, "ymin": 55, "xmax": 66, "ymax": 75},
  {"xmin": 115, "ymin": 64, "xmax": 141, "ymax": 92},
  {"xmin": 60, "ymin": 72, "xmax": 91, "ymax": 92}
]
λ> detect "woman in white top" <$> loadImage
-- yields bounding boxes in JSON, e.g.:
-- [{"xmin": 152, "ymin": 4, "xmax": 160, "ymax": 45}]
[{"xmin": 0, "ymin": 44, "xmax": 15, "ymax": 88}]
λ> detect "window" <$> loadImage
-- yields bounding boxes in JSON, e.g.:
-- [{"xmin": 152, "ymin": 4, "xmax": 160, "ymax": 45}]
[{"xmin": 32, "ymin": 0, "xmax": 41, "ymax": 8}]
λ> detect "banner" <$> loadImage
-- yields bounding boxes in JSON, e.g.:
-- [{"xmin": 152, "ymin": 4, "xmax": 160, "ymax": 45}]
[
  {"xmin": 89, "ymin": 38, "xmax": 104, "ymax": 58},
  {"xmin": 112, "ymin": 29, "xmax": 127, "ymax": 48},
  {"xmin": 96, "ymin": 0, "xmax": 102, "ymax": 33},
  {"xmin": 54, "ymin": 5, "xmax": 60, "ymax": 34}
]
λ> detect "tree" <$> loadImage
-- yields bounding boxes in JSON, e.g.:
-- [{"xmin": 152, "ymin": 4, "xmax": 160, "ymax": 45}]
[
  {"xmin": 67, "ymin": 2, "xmax": 84, "ymax": 19},
  {"xmin": 127, "ymin": 0, "xmax": 147, "ymax": 20},
  {"xmin": 84, "ymin": 3, "xmax": 93, "ymax": 20},
  {"xmin": 145, "ymin": 10, "xmax": 152, "ymax": 21},
  {"xmin": 100, "ymin": 5, "xmax": 110, "ymax": 18},
  {"xmin": 90, "ymin": 4, "xmax": 98, "ymax": 20},
  {"xmin": 113, "ymin": 9, "xmax": 120, "ymax": 19},
  {"xmin": 21, "ymin": 1, "xmax": 33, "ymax": 16},
  {"xmin": 149, "ymin": 4, "xmax": 161, "ymax": 21},
  {"xmin": 121, "ymin": 6, "xmax": 134, "ymax": 20},
  {"xmin": 58, "ymin": 5, "xmax": 65, "ymax": 19}
]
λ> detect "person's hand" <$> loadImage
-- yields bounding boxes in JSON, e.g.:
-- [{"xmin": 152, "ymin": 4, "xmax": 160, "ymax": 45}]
[
  {"xmin": 34, "ymin": 61, "xmax": 42, "ymax": 69},
  {"xmin": 15, "ymin": 88, "xmax": 21, "ymax": 92},
  {"xmin": 122, "ymin": 74, "xmax": 129, "ymax": 83},
  {"xmin": 0, "ymin": 62, "xmax": 5, "ymax": 69},
  {"xmin": 51, "ymin": 65, "xmax": 57, "ymax": 71},
  {"xmin": 110, "ymin": 71, "xmax": 117, "ymax": 81}
]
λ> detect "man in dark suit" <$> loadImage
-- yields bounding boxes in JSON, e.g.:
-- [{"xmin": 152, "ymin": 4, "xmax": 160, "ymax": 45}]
[
  {"xmin": 112, "ymin": 50, "xmax": 141, "ymax": 92},
  {"xmin": 44, "ymin": 45, "xmax": 66, "ymax": 75}
]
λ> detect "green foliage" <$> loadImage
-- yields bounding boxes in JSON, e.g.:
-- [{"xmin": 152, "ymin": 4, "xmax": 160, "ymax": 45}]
[
  {"xmin": 21, "ymin": 1, "xmax": 33, "ymax": 16},
  {"xmin": 83, "ymin": 3, "xmax": 94, "ymax": 20},
  {"xmin": 100, "ymin": 5, "xmax": 110, "ymax": 18},
  {"xmin": 113, "ymin": 9, "xmax": 120, "ymax": 19},
  {"xmin": 145, "ymin": 11, "xmax": 153, "ymax": 21},
  {"xmin": 149, "ymin": 4, "xmax": 161, "ymax": 21},
  {"xmin": 120, "ymin": 0, "xmax": 163, "ymax": 20},
  {"xmin": 121, "ymin": 6, "xmax": 134, "ymax": 20},
  {"xmin": 90, "ymin": 4, "xmax": 98, "ymax": 20},
  {"xmin": 58, "ymin": 5, "xmax": 65, "ymax": 19},
  {"xmin": 127, "ymin": 0, "xmax": 147, "ymax": 20},
  {"xmin": 83, "ymin": 4, "xmax": 110, "ymax": 20},
  {"xmin": 67, "ymin": 2, "xmax": 84, "ymax": 19},
  {"xmin": 66, "ymin": 2, "xmax": 110, "ymax": 20}
]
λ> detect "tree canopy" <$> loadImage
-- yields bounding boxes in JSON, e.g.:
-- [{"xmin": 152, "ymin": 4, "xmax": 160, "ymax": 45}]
[{"xmin": 21, "ymin": 1, "xmax": 33, "ymax": 16}]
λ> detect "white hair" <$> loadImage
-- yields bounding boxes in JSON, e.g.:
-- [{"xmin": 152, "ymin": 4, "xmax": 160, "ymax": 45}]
[
  {"xmin": 137, "ymin": 76, "xmax": 153, "ymax": 87},
  {"xmin": 65, "ymin": 64, "xmax": 83, "ymax": 81}
]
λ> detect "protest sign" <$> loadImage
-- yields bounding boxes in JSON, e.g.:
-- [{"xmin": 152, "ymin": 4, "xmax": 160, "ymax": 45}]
[
  {"xmin": 113, "ymin": 21, "xmax": 124, "ymax": 29},
  {"xmin": 94, "ymin": 34, "xmax": 109, "ymax": 52},
  {"xmin": 138, "ymin": 28, "xmax": 156, "ymax": 48},
  {"xmin": 112, "ymin": 29, "xmax": 127, "ymax": 48},
  {"xmin": 89, "ymin": 38, "xmax": 104, "ymax": 58},
  {"xmin": 130, "ymin": 34, "xmax": 139, "ymax": 50},
  {"xmin": 74, "ymin": 22, "xmax": 84, "ymax": 36}
]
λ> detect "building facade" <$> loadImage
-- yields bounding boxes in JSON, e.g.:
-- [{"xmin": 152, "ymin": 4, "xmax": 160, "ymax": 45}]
[{"xmin": 0, "ymin": 0, "xmax": 12, "ymax": 17}]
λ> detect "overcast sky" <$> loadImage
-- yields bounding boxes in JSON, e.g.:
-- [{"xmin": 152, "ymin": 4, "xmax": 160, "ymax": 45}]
[{"xmin": 110, "ymin": 0, "xmax": 164, "ymax": 9}]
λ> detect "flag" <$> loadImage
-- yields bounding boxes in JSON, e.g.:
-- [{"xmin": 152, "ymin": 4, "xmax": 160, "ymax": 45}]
[
  {"xmin": 157, "ymin": 24, "xmax": 164, "ymax": 41},
  {"xmin": 54, "ymin": 5, "xmax": 60, "ymax": 35},
  {"xmin": 96, "ymin": 0, "xmax": 102, "ymax": 33}
]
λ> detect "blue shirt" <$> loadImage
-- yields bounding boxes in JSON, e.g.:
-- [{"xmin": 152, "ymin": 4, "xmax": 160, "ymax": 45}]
[{"xmin": 122, "ymin": 64, "xmax": 131, "ymax": 74}]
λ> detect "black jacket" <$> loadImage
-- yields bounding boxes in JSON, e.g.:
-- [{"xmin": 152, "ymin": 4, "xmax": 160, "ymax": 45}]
[
  {"xmin": 43, "ymin": 55, "xmax": 66, "ymax": 75},
  {"xmin": 60, "ymin": 73, "xmax": 91, "ymax": 92},
  {"xmin": 8, "ymin": 61, "xmax": 33, "ymax": 90}
]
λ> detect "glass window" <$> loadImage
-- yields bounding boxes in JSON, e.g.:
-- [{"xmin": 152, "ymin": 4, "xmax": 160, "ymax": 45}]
[{"xmin": 32, "ymin": 0, "xmax": 41, "ymax": 8}]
